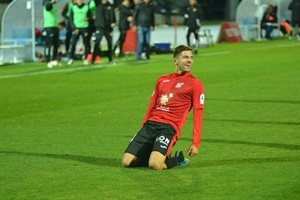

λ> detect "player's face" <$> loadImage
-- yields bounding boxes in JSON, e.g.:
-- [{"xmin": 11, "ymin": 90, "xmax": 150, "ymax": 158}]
[{"xmin": 174, "ymin": 50, "xmax": 193, "ymax": 74}]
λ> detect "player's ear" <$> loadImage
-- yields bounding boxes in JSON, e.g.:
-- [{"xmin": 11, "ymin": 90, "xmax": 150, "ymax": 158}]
[{"xmin": 173, "ymin": 58, "xmax": 178, "ymax": 65}]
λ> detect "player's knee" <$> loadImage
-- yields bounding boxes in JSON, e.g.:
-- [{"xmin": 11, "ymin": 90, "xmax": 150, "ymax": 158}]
[
  {"xmin": 122, "ymin": 153, "xmax": 136, "ymax": 167},
  {"xmin": 121, "ymin": 156, "xmax": 131, "ymax": 167},
  {"xmin": 148, "ymin": 160, "xmax": 164, "ymax": 170}
]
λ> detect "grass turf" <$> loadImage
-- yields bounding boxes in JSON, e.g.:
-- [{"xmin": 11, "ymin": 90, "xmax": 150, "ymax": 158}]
[{"xmin": 0, "ymin": 39, "xmax": 299, "ymax": 199}]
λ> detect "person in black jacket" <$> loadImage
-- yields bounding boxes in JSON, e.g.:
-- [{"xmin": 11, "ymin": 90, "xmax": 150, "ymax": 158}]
[
  {"xmin": 288, "ymin": 0, "xmax": 300, "ymax": 40},
  {"xmin": 61, "ymin": 0, "xmax": 76, "ymax": 54},
  {"xmin": 133, "ymin": 0, "xmax": 155, "ymax": 60},
  {"xmin": 113, "ymin": 0, "xmax": 133, "ymax": 57},
  {"xmin": 92, "ymin": 0, "xmax": 116, "ymax": 64},
  {"xmin": 184, "ymin": 0, "xmax": 203, "ymax": 54}
]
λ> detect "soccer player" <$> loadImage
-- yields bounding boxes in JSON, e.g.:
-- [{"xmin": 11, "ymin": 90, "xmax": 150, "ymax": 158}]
[
  {"xmin": 122, "ymin": 45, "xmax": 205, "ymax": 170},
  {"xmin": 43, "ymin": 0, "xmax": 60, "ymax": 68},
  {"xmin": 184, "ymin": 0, "xmax": 203, "ymax": 54}
]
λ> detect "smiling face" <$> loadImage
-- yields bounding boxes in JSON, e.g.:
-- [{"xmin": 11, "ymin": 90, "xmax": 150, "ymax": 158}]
[{"xmin": 174, "ymin": 50, "xmax": 194, "ymax": 74}]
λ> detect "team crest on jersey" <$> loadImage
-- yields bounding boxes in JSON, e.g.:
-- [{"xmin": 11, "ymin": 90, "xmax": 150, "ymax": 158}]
[
  {"xmin": 160, "ymin": 93, "xmax": 173, "ymax": 105},
  {"xmin": 175, "ymin": 82, "xmax": 184, "ymax": 88}
]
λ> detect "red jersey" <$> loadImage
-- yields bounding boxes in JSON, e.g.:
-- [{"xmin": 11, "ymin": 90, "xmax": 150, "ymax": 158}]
[{"xmin": 142, "ymin": 72, "xmax": 204, "ymax": 147}]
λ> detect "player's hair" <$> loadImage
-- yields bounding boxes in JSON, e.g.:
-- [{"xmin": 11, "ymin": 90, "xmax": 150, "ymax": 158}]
[{"xmin": 173, "ymin": 45, "xmax": 192, "ymax": 58}]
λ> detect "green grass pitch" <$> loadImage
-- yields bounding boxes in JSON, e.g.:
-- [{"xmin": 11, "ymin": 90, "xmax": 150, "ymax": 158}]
[{"xmin": 0, "ymin": 39, "xmax": 299, "ymax": 199}]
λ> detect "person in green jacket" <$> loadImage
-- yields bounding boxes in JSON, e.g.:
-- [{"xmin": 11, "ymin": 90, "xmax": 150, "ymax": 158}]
[
  {"xmin": 43, "ymin": 0, "xmax": 59, "ymax": 68},
  {"xmin": 67, "ymin": 0, "xmax": 93, "ymax": 65}
]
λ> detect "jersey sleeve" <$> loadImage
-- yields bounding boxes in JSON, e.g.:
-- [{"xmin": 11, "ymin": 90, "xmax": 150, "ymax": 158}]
[
  {"xmin": 142, "ymin": 78, "xmax": 160, "ymax": 125},
  {"xmin": 192, "ymin": 80, "xmax": 205, "ymax": 147}
]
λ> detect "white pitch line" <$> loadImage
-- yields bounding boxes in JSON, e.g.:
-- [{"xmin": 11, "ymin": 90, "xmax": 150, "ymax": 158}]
[
  {"xmin": 245, "ymin": 43, "xmax": 299, "ymax": 51},
  {"xmin": 200, "ymin": 51, "xmax": 231, "ymax": 56},
  {"xmin": 0, "ymin": 64, "xmax": 114, "ymax": 79},
  {"xmin": 0, "ymin": 51, "xmax": 231, "ymax": 79}
]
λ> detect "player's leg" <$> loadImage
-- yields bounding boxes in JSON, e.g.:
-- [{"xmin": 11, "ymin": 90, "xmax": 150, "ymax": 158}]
[
  {"xmin": 52, "ymin": 28, "xmax": 59, "ymax": 62},
  {"xmin": 92, "ymin": 28, "xmax": 103, "ymax": 63},
  {"xmin": 122, "ymin": 153, "xmax": 140, "ymax": 167},
  {"xmin": 186, "ymin": 28, "xmax": 192, "ymax": 47},
  {"xmin": 119, "ymin": 30, "xmax": 127, "ymax": 56},
  {"xmin": 148, "ymin": 123, "xmax": 179, "ymax": 170},
  {"xmin": 67, "ymin": 31, "xmax": 80, "ymax": 64},
  {"xmin": 81, "ymin": 28, "xmax": 91, "ymax": 63},
  {"xmin": 122, "ymin": 123, "xmax": 154, "ymax": 167},
  {"xmin": 136, "ymin": 26, "xmax": 144, "ymax": 60},
  {"xmin": 104, "ymin": 31, "xmax": 113, "ymax": 63},
  {"xmin": 148, "ymin": 151, "xmax": 167, "ymax": 170},
  {"xmin": 193, "ymin": 28, "xmax": 199, "ymax": 53}
]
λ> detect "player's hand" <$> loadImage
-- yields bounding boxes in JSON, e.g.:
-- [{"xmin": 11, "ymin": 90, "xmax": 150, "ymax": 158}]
[{"xmin": 187, "ymin": 145, "xmax": 198, "ymax": 157}]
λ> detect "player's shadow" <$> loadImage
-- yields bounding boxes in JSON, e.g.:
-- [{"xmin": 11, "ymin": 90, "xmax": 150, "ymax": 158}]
[
  {"xmin": 193, "ymin": 156, "xmax": 300, "ymax": 168},
  {"xmin": 207, "ymin": 98, "xmax": 300, "ymax": 105},
  {"xmin": 0, "ymin": 150, "xmax": 120, "ymax": 167}
]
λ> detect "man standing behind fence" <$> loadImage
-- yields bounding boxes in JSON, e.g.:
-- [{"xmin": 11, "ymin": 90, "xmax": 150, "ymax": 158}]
[
  {"xmin": 43, "ymin": 0, "xmax": 60, "ymax": 68},
  {"xmin": 288, "ymin": 0, "xmax": 300, "ymax": 41},
  {"xmin": 184, "ymin": 0, "xmax": 203, "ymax": 54},
  {"xmin": 61, "ymin": 0, "xmax": 76, "ymax": 54},
  {"xmin": 91, "ymin": 0, "xmax": 116, "ymax": 65},
  {"xmin": 113, "ymin": 0, "xmax": 133, "ymax": 57},
  {"xmin": 133, "ymin": 0, "xmax": 155, "ymax": 60}
]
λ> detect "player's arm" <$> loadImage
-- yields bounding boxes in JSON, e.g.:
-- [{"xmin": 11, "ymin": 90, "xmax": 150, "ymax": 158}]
[
  {"xmin": 187, "ymin": 81, "xmax": 205, "ymax": 157},
  {"xmin": 69, "ymin": 10, "xmax": 76, "ymax": 30},
  {"xmin": 187, "ymin": 108, "xmax": 203, "ymax": 156}
]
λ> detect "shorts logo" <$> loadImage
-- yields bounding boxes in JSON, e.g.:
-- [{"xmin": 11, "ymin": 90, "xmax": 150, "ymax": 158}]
[{"xmin": 156, "ymin": 136, "xmax": 170, "ymax": 146}]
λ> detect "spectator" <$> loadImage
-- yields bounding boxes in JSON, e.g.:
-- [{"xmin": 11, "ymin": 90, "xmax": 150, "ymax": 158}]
[
  {"xmin": 91, "ymin": 0, "xmax": 116, "ymax": 65},
  {"xmin": 43, "ymin": 0, "xmax": 60, "ymax": 68},
  {"xmin": 261, "ymin": 4, "xmax": 278, "ymax": 40},
  {"xmin": 184, "ymin": 0, "xmax": 203, "ymax": 54},
  {"xmin": 113, "ymin": 0, "xmax": 134, "ymax": 57},
  {"xmin": 67, "ymin": 0, "xmax": 93, "ymax": 65},
  {"xmin": 288, "ymin": 0, "xmax": 300, "ymax": 41},
  {"xmin": 133, "ymin": 0, "xmax": 155, "ymax": 60}
]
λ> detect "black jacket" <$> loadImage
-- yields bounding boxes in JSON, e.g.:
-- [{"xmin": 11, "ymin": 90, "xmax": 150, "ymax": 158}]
[
  {"xmin": 184, "ymin": 4, "xmax": 203, "ymax": 29},
  {"xmin": 133, "ymin": 2, "xmax": 155, "ymax": 27},
  {"xmin": 288, "ymin": 0, "xmax": 300, "ymax": 22},
  {"xmin": 118, "ymin": 4, "xmax": 133, "ymax": 30},
  {"xmin": 93, "ymin": 0, "xmax": 116, "ymax": 30}
]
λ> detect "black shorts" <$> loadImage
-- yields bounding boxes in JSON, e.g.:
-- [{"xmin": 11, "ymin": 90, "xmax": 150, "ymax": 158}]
[{"xmin": 124, "ymin": 120, "xmax": 177, "ymax": 163}]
